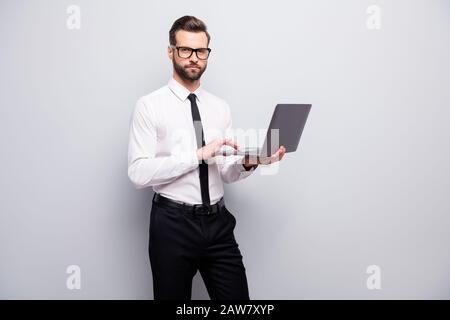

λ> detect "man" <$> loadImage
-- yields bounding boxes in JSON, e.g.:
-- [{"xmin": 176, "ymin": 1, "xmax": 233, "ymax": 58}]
[{"xmin": 127, "ymin": 15, "xmax": 286, "ymax": 300}]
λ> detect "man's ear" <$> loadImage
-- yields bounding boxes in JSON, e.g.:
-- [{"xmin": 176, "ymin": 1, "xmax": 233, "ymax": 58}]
[{"xmin": 167, "ymin": 45, "xmax": 173, "ymax": 60}]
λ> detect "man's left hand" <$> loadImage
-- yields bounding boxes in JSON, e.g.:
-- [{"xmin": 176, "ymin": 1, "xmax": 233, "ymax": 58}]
[{"xmin": 243, "ymin": 145, "xmax": 286, "ymax": 168}]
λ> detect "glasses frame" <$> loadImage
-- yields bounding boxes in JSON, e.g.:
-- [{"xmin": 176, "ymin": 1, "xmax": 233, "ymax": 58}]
[{"xmin": 170, "ymin": 45, "xmax": 212, "ymax": 60}]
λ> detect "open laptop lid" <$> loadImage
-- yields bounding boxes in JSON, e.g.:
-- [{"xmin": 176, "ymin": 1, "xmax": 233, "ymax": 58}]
[{"xmin": 258, "ymin": 103, "xmax": 312, "ymax": 157}]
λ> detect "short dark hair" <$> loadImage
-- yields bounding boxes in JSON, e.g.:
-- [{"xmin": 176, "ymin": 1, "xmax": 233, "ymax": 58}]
[{"xmin": 169, "ymin": 15, "xmax": 210, "ymax": 46}]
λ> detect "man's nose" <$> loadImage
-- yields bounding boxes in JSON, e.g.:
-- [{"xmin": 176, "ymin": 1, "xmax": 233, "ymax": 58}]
[{"xmin": 190, "ymin": 52, "xmax": 198, "ymax": 63}]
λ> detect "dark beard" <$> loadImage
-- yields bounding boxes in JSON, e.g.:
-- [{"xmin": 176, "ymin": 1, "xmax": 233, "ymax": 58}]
[{"xmin": 172, "ymin": 59, "xmax": 206, "ymax": 81}]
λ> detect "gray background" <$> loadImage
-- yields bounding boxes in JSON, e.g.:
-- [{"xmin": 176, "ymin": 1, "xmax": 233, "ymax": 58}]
[{"xmin": 1, "ymin": 0, "xmax": 449, "ymax": 299}]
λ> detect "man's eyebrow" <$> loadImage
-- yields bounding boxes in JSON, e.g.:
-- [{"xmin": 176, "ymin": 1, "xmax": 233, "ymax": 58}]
[{"xmin": 177, "ymin": 45, "xmax": 208, "ymax": 48}]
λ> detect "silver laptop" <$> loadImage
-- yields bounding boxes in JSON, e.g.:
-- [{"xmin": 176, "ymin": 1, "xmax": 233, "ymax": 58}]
[{"xmin": 232, "ymin": 104, "xmax": 312, "ymax": 157}]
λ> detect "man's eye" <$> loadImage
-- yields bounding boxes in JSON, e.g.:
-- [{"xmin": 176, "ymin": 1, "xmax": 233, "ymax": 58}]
[{"xmin": 180, "ymin": 48, "xmax": 191, "ymax": 53}]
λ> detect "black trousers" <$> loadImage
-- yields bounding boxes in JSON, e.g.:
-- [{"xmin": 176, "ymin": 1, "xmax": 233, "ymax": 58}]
[{"xmin": 148, "ymin": 198, "xmax": 250, "ymax": 300}]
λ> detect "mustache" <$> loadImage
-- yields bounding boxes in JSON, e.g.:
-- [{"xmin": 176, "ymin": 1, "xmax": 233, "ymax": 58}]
[{"xmin": 186, "ymin": 65, "xmax": 200, "ymax": 69}]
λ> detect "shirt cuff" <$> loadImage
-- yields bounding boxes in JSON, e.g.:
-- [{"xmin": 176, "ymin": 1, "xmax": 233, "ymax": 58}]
[{"xmin": 174, "ymin": 149, "xmax": 199, "ymax": 172}]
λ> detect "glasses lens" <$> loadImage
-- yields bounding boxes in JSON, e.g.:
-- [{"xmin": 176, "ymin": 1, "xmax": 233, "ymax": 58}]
[
  {"xmin": 178, "ymin": 47, "xmax": 193, "ymax": 58},
  {"xmin": 196, "ymin": 49, "xmax": 209, "ymax": 59}
]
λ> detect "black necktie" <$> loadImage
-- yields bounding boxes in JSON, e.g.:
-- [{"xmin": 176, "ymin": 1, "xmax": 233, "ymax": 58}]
[{"xmin": 187, "ymin": 93, "xmax": 210, "ymax": 206}]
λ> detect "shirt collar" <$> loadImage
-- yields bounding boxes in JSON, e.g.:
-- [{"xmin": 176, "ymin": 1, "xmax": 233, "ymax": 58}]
[{"xmin": 168, "ymin": 77, "xmax": 203, "ymax": 103}]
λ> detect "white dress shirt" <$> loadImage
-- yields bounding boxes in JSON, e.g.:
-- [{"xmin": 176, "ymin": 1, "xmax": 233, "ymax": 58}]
[{"xmin": 127, "ymin": 77, "xmax": 257, "ymax": 204}]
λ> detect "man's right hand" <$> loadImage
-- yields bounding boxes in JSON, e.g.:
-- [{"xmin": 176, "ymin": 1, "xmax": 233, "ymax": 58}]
[{"xmin": 197, "ymin": 138, "xmax": 239, "ymax": 161}]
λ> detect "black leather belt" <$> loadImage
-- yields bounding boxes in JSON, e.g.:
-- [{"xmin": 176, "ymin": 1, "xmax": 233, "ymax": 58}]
[{"xmin": 153, "ymin": 193, "xmax": 225, "ymax": 215}]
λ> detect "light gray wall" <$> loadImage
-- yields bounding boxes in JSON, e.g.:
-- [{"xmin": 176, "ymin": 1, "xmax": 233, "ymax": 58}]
[{"xmin": 1, "ymin": 0, "xmax": 449, "ymax": 299}]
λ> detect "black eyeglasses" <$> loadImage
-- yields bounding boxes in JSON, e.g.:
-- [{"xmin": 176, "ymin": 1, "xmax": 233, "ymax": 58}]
[{"xmin": 170, "ymin": 45, "xmax": 211, "ymax": 60}]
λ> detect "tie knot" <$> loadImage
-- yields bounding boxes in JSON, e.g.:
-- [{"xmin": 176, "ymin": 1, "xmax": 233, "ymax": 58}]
[{"xmin": 187, "ymin": 93, "xmax": 196, "ymax": 103}]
